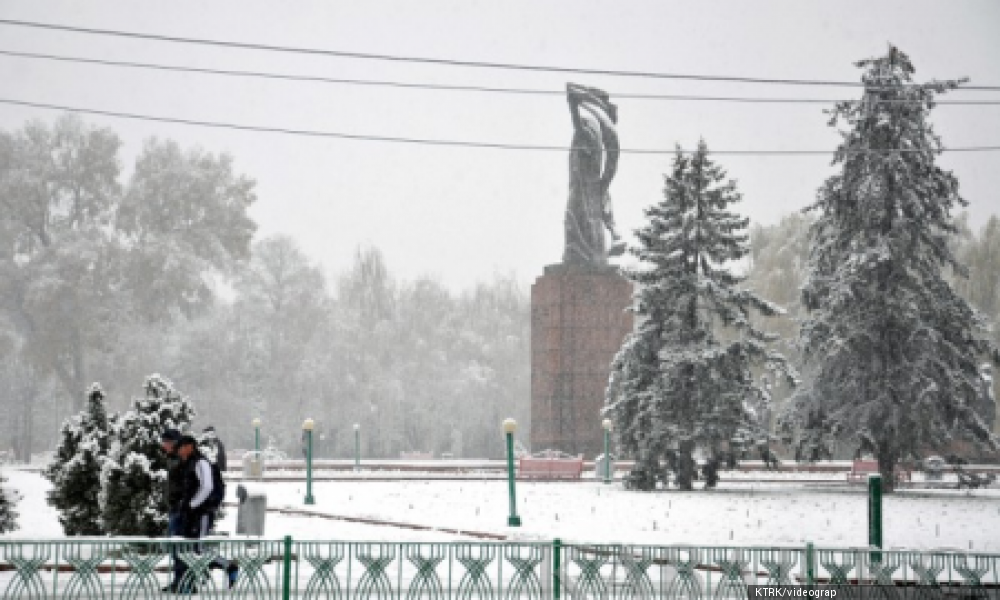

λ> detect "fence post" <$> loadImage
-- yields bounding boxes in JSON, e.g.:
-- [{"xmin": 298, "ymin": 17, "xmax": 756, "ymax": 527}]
[
  {"xmin": 805, "ymin": 542, "xmax": 816, "ymax": 586},
  {"xmin": 282, "ymin": 535, "xmax": 293, "ymax": 600},
  {"xmin": 553, "ymin": 538, "xmax": 562, "ymax": 600},
  {"xmin": 868, "ymin": 474, "xmax": 883, "ymax": 564}
]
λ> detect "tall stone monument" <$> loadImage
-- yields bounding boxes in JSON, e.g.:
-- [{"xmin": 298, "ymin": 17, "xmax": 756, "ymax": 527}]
[{"xmin": 530, "ymin": 84, "xmax": 634, "ymax": 457}]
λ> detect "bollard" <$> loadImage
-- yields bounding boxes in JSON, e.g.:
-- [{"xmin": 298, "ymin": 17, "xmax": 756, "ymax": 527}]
[
  {"xmin": 243, "ymin": 451, "xmax": 265, "ymax": 479},
  {"xmin": 594, "ymin": 454, "xmax": 616, "ymax": 482},
  {"xmin": 236, "ymin": 484, "xmax": 268, "ymax": 536}
]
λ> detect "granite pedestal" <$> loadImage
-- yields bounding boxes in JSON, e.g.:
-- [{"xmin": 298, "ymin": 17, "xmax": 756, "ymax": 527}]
[{"xmin": 530, "ymin": 263, "xmax": 633, "ymax": 457}]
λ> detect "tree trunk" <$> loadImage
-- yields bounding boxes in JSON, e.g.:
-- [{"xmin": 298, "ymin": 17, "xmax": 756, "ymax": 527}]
[
  {"xmin": 631, "ymin": 453, "xmax": 659, "ymax": 491},
  {"xmin": 53, "ymin": 353, "xmax": 86, "ymax": 415},
  {"xmin": 66, "ymin": 326, "xmax": 87, "ymax": 413},
  {"xmin": 676, "ymin": 440, "xmax": 695, "ymax": 491},
  {"xmin": 877, "ymin": 446, "xmax": 897, "ymax": 493},
  {"xmin": 23, "ymin": 405, "xmax": 33, "ymax": 465},
  {"xmin": 17, "ymin": 389, "xmax": 34, "ymax": 465}
]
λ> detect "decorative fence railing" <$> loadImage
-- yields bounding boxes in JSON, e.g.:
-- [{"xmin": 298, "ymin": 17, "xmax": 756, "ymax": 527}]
[{"xmin": 1, "ymin": 538, "xmax": 998, "ymax": 599}]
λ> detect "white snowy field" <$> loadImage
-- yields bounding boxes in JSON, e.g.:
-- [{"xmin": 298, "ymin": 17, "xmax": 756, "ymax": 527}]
[
  {"xmin": 232, "ymin": 479, "xmax": 1000, "ymax": 550},
  {"xmin": 0, "ymin": 468, "xmax": 456, "ymax": 542},
  {"xmin": 5, "ymin": 468, "xmax": 999, "ymax": 550},
  {"xmin": 224, "ymin": 469, "xmax": 849, "ymax": 482}
]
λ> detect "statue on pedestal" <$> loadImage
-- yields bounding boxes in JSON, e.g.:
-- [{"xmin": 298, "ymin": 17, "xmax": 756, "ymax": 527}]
[{"xmin": 564, "ymin": 83, "xmax": 626, "ymax": 265}]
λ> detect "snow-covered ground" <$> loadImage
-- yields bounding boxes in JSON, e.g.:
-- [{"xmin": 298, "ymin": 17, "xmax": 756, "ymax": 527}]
[
  {"xmin": 234, "ymin": 479, "xmax": 1000, "ymax": 550},
  {"xmin": 2, "ymin": 468, "xmax": 63, "ymax": 538},
  {"xmin": 224, "ymin": 469, "xmax": 850, "ymax": 482},
  {"xmin": 0, "ymin": 468, "xmax": 457, "ymax": 541},
  {"xmin": 4, "ymin": 467, "xmax": 999, "ymax": 550}
]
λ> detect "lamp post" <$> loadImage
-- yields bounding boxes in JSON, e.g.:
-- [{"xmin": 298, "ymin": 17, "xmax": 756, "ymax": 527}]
[
  {"xmin": 303, "ymin": 418, "xmax": 316, "ymax": 505},
  {"xmin": 502, "ymin": 418, "xmax": 521, "ymax": 527},
  {"xmin": 353, "ymin": 423, "xmax": 361, "ymax": 472},
  {"xmin": 602, "ymin": 418, "xmax": 613, "ymax": 484},
  {"xmin": 252, "ymin": 417, "xmax": 262, "ymax": 453}
]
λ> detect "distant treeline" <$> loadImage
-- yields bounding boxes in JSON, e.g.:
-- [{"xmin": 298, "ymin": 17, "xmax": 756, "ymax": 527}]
[
  {"xmin": 1, "ymin": 238, "xmax": 531, "ymax": 461},
  {"xmin": 0, "ymin": 115, "xmax": 528, "ymax": 462}
]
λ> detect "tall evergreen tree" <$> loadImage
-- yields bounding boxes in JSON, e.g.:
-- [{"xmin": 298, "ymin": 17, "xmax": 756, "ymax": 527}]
[
  {"xmin": 100, "ymin": 374, "xmax": 194, "ymax": 536},
  {"xmin": 45, "ymin": 383, "xmax": 111, "ymax": 535},
  {"xmin": 786, "ymin": 47, "xmax": 999, "ymax": 490},
  {"xmin": 606, "ymin": 140, "xmax": 794, "ymax": 490},
  {"xmin": 0, "ymin": 470, "xmax": 19, "ymax": 533}
]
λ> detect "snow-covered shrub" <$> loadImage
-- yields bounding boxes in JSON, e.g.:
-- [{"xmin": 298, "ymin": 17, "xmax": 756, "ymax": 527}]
[
  {"xmin": 100, "ymin": 374, "xmax": 195, "ymax": 536},
  {"xmin": 45, "ymin": 383, "xmax": 112, "ymax": 535},
  {"xmin": 0, "ymin": 470, "xmax": 19, "ymax": 533}
]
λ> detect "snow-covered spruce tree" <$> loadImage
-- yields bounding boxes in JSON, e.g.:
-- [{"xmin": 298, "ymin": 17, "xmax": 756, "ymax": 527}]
[
  {"xmin": 0, "ymin": 470, "xmax": 19, "ymax": 533},
  {"xmin": 45, "ymin": 383, "xmax": 111, "ymax": 535},
  {"xmin": 100, "ymin": 374, "xmax": 195, "ymax": 536},
  {"xmin": 786, "ymin": 47, "xmax": 999, "ymax": 491},
  {"xmin": 45, "ymin": 415, "xmax": 84, "ymax": 505},
  {"xmin": 605, "ymin": 140, "xmax": 795, "ymax": 491}
]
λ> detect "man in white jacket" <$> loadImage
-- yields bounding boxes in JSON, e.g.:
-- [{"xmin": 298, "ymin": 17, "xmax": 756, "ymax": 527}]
[{"xmin": 175, "ymin": 436, "xmax": 238, "ymax": 593}]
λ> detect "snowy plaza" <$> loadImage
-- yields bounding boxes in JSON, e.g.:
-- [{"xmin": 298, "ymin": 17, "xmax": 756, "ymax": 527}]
[
  {"xmin": 6, "ymin": 467, "xmax": 1000, "ymax": 550},
  {"xmin": 3, "ymin": 2, "xmax": 1000, "ymax": 598},
  {"xmin": 4, "ymin": 466, "xmax": 1000, "ymax": 598}
]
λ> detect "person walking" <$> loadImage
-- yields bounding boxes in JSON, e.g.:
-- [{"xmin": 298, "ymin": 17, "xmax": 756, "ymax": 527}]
[
  {"xmin": 175, "ymin": 435, "xmax": 237, "ymax": 593},
  {"xmin": 159, "ymin": 429, "xmax": 186, "ymax": 593},
  {"xmin": 202, "ymin": 426, "xmax": 227, "ymax": 473}
]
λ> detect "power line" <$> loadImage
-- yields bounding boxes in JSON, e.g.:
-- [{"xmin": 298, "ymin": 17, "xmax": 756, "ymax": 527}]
[
  {"xmin": 2, "ymin": 49, "xmax": 999, "ymax": 106},
  {"xmin": 2, "ymin": 18, "xmax": 998, "ymax": 91},
  {"xmin": 3, "ymin": 96, "xmax": 999, "ymax": 155}
]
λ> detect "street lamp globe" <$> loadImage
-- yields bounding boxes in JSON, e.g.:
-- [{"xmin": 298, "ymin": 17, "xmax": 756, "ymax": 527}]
[
  {"xmin": 502, "ymin": 418, "xmax": 517, "ymax": 434},
  {"xmin": 252, "ymin": 417, "xmax": 262, "ymax": 428},
  {"xmin": 303, "ymin": 418, "xmax": 315, "ymax": 431},
  {"xmin": 353, "ymin": 423, "xmax": 360, "ymax": 431},
  {"xmin": 602, "ymin": 418, "xmax": 613, "ymax": 431}
]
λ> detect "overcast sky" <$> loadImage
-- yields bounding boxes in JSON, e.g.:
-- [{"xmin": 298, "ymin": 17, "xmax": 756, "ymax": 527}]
[{"xmin": 1, "ymin": 0, "xmax": 998, "ymax": 290}]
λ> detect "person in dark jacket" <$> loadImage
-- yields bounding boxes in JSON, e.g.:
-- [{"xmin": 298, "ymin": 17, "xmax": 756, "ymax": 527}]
[
  {"xmin": 159, "ymin": 429, "xmax": 186, "ymax": 593},
  {"xmin": 202, "ymin": 426, "xmax": 227, "ymax": 473},
  {"xmin": 160, "ymin": 429, "xmax": 185, "ymax": 523},
  {"xmin": 175, "ymin": 435, "xmax": 237, "ymax": 592}
]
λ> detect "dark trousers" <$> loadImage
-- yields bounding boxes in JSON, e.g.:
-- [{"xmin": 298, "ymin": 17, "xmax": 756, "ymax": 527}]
[
  {"xmin": 175, "ymin": 511, "xmax": 227, "ymax": 590},
  {"xmin": 167, "ymin": 512, "xmax": 184, "ymax": 585}
]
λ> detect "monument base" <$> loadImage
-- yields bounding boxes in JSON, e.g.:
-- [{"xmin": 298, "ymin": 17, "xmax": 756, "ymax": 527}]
[{"xmin": 530, "ymin": 263, "xmax": 633, "ymax": 458}]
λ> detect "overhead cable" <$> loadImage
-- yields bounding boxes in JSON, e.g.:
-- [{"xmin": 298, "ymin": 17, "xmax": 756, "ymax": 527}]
[
  {"xmin": 1, "ymin": 18, "xmax": 998, "ymax": 91},
  {"xmin": 2, "ymin": 97, "xmax": 998, "ymax": 155},
  {"xmin": 2, "ymin": 49, "xmax": 998, "ymax": 105}
]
